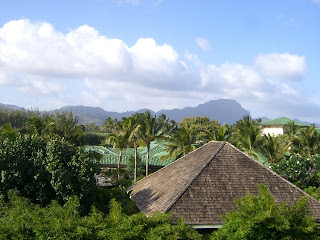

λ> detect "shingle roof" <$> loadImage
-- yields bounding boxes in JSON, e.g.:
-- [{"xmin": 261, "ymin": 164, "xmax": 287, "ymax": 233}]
[
  {"xmin": 128, "ymin": 141, "xmax": 320, "ymax": 226},
  {"xmin": 259, "ymin": 117, "xmax": 309, "ymax": 126}
]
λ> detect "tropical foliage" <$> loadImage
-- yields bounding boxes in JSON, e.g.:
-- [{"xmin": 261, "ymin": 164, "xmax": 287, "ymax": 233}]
[
  {"xmin": 230, "ymin": 115, "xmax": 263, "ymax": 158},
  {"xmin": 0, "ymin": 192, "xmax": 201, "ymax": 240},
  {"xmin": 272, "ymin": 154, "xmax": 320, "ymax": 189},
  {"xmin": 0, "ymin": 134, "xmax": 99, "ymax": 213},
  {"xmin": 212, "ymin": 184, "xmax": 320, "ymax": 240},
  {"xmin": 160, "ymin": 127, "xmax": 197, "ymax": 160}
]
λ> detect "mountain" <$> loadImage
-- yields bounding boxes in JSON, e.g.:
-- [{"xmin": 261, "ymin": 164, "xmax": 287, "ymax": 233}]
[
  {"xmin": 0, "ymin": 103, "xmax": 23, "ymax": 110},
  {"xmin": 157, "ymin": 99, "xmax": 249, "ymax": 124},
  {"xmin": 294, "ymin": 118, "xmax": 320, "ymax": 128},
  {"xmin": 2, "ymin": 100, "xmax": 319, "ymax": 126},
  {"xmin": 52, "ymin": 106, "xmax": 157, "ymax": 125},
  {"xmin": 53, "ymin": 99, "xmax": 249, "ymax": 125}
]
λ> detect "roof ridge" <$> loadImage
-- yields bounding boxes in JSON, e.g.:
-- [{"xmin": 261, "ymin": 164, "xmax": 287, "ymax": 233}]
[{"xmin": 164, "ymin": 141, "xmax": 226, "ymax": 213}]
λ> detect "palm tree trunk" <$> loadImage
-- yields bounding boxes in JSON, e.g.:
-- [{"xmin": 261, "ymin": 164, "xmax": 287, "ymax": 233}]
[
  {"xmin": 118, "ymin": 150, "xmax": 122, "ymax": 180},
  {"xmin": 146, "ymin": 143, "xmax": 150, "ymax": 177},
  {"xmin": 134, "ymin": 144, "xmax": 137, "ymax": 183}
]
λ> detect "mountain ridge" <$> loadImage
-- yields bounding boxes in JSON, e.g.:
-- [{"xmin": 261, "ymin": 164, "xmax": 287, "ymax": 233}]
[
  {"xmin": 2, "ymin": 99, "xmax": 317, "ymax": 126},
  {"xmin": 0, "ymin": 99, "xmax": 250, "ymax": 125}
]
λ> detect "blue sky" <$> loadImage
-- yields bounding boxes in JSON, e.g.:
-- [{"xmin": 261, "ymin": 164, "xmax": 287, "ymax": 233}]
[{"xmin": 0, "ymin": 0, "xmax": 320, "ymax": 123}]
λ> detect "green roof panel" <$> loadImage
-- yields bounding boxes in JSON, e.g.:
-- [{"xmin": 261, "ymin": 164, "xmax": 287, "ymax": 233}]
[
  {"xmin": 84, "ymin": 142, "xmax": 174, "ymax": 167},
  {"xmin": 259, "ymin": 117, "xmax": 309, "ymax": 126}
]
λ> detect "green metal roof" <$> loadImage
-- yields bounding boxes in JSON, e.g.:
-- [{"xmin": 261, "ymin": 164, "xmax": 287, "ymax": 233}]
[
  {"xmin": 84, "ymin": 141, "xmax": 174, "ymax": 167},
  {"xmin": 259, "ymin": 117, "xmax": 309, "ymax": 126}
]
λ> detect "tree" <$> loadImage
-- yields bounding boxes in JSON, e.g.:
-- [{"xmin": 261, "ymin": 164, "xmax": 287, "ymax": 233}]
[
  {"xmin": 0, "ymin": 123, "xmax": 17, "ymax": 140},
  {"xmin": 106, "ymin": 133, "xmax": 129, "ymax": 180},
  {"xmin": 137, "ymin": 111, "xmax": 166, "ymax": 176},
  {"xmin": 231, "ymin": 115, "xmax": 262, "ymax": 158},
  {"xmin": 261, "ymin": 134, "xmax": 289, "ymax": 163},
  {"xmin": 103, "ymin": 117, "xmax": 120, "ymax": 133},
  {"xmin": 52, "ymin": 111, "xmax": 85, "ymax": 146},
  {"xmin": 26, "ymin": 114, "xmax": 55, "ymax": 136},
  {"xmin": 284, "ymin": 120, "xmax": 302, "ymax": 147},
  {"xmin": 179, "ymin": 116, "xmax": 219, "ymax": 144},
  {"xmin": 210, "ymin": 123, "xmax": 230, "ymax": 141},
  {"xmin": 212, "ymin": 184, "xmax": 319, "ymax": 240},
  {"xmin": 0, "ymin": 107, "xmax": 30, "ymax": 129},
  {"xmin": 106, "ymin": 117, "xmax": 140, "ymax": 180},
  {"xmin": 296, "ymin": 124, "xmax": 319, "ymax": 156},
  {"xmin": 161, "ymin": 127, "xmax": 197, "ymax": 161},
  {"xmin": 128, "ymin": 114, "xmax": 142, "ymax": 183},
  {"xmin": 0, "ymin": 134, "xmax": 99, "ymax": 213}
]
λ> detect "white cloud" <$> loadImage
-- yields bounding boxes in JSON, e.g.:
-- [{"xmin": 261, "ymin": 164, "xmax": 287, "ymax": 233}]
[
  {"xmin": 0, "ymin": 19, "xmax": 192, "ymax": 90},
  {"xmin": 195, "ymin": 37, "xmax": 211, "ymax": 51},
  {"xmin": 255, "ymin": 53, "xmax": 308, "ymax": 81},
  {"xmin": 0, "ymin": 19, "xmax": 319, "ymax": 123}
]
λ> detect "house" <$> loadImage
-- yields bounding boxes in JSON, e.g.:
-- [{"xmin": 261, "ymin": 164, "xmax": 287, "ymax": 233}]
[
  {"xmin": 259, "ymin": 117, "xmax": 309, "ymax": 136},
  {"xmin": 128, "ymin": 141, "xmax": 320, "ymax": 229}
]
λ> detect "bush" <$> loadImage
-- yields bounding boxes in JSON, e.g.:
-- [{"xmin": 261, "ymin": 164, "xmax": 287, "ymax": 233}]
[
  {"xmin": 0, "ymin": 192, "xmax": 201, "ymax": 239},
  {"xmin": 211, "ymin": 184, "xmax": 320, "ymax": 240},
  {"xmin": 271, "ymin": 154, "xmax": 320, "ymax": 189},
  {"xmin": 0, "ymin": 134, "xmax": 99, "ymax": 213}
]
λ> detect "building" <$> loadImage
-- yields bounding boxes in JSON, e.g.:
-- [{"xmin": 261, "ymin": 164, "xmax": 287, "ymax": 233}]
[
  {"xmin": 128, "ymin": 141, "xmax": 320, "ymax": 229},
  {"xmin": 84, "ymin": 141, "xmax": 174, "ymax": 171},
  {"xmin": 259, "ymin": 117, "xmax": 309, "ymax": 136}
]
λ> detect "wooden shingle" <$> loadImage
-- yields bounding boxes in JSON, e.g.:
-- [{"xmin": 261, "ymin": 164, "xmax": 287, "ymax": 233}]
[{"xmin": 128, "ymin": 141, "xmax": 320, "ymax": 227}]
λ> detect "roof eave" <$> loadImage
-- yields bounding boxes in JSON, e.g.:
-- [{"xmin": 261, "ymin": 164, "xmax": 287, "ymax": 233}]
[{"xmin": 191, "ymin": 224, "xmax": 223, "ymax": 229}]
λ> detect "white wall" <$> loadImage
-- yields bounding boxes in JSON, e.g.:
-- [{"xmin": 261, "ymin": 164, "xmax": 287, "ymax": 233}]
[{"xmin": 262, "ymin": 126, "xmax": 284, "ymax": 136}]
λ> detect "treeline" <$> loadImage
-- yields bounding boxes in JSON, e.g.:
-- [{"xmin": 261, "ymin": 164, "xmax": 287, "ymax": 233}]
[{"xmin": 101, "ymin": 113, "xmax": 320, "ymax": 163}]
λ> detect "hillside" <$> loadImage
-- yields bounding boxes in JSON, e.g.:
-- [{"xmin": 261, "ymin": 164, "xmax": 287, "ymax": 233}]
[{"xmin": 55, "ymin": 99, "xmax": 249, "ymax": 125}]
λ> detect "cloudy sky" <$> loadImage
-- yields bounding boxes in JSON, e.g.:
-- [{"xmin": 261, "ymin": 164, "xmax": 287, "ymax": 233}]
[{"xmin": 0, "ymin": 0, "xmax": 320, "ymax": 123}]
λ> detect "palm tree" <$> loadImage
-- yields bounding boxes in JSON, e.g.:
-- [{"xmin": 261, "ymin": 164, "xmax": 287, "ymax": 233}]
[
  {"xmin": 106, "ymin": 133, "xmax": 127, "ymax": 179},
  {"xmin": 283, "ymin": 120, "xmax": 302, "ymax": 151},
  {"xmin": 127, "ymin": 114, "xmax": 141, "ymax": 183},
  {"xmin": 137, "ymin": 111, "xmax": 166, "ymax": 176},
  {"xmin": 160, "ymin": 127, "xmax": 197, "ymax": 161},
  {"xmin": 107, "ymin": 117, "xmax": 141, "ymax": 180},
  {"xmin": 103, "ymin": 117, "xmax": 120, "ymax": 133},
  {"xmin": 211, "ymin": 124, "xmax": 230, "ymax": 141},
  {"xmin": 26, "ymin": 114, "xmax": 55, "ymax": 136},
  {"xmin": 296, "ymin": 125, "xmax": 319, "ymax": 156},
  {"xmin": 232, "ymin": 115, "xmax": 262, "ymax": 158},
  {"xmin": 261, "ymin": 134, "xmax": 289, "ymax": 163}
]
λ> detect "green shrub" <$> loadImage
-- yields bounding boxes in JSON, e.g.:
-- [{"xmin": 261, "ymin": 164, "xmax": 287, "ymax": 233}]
[
  {"xmin": 272, "ymin": 154, "xmax": 320, "ymax": 189},
  {"xmin": 0, "ymin": 134, "xmax": 99, "ymax": 213},
  {"xmin": 0, "ymin": 192, "xmax": 201, "ymax": 239},
  {"xmin": 211, "ymin": 184, "xmax": 320, "ymax": 240}
]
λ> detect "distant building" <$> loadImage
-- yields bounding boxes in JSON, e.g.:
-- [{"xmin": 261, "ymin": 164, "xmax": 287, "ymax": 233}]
[
  {"xmin": 128, "ymin": 141, "xmax": 320, "ymax": 229},
  {"xmin": 259, "ymin": 117, "xmax": 309, "ymax": 136},
  {"xmin": 84, "ymin": 141, "xmax": 174, "ymax": 171}
]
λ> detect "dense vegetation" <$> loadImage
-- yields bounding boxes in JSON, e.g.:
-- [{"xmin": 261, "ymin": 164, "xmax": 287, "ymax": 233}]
[
  {"xmin": 0, "ymin": 192, "xmax": 200, "ymax": 239},
  {"xmin": 1, "ymin": 106, "xmax": 320, "ymax": 239},
  {"xmin": 211, "ymin": 184, "xmax": 320, "ymax": 239}
]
